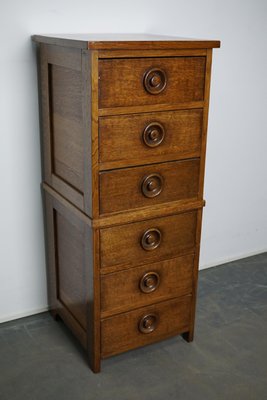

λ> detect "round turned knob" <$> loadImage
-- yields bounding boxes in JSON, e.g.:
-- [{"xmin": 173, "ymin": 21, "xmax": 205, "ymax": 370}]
[
  {"xmin": 140, "ymin": 272, "xmax": 160, "ymax": 293},
  {"xmin": 139, "ymin": 313, "xmax": 159, "ymax": 334},
  {"xmin": 143, "ymin": 68, "xmax": 167, "ymax": 94},
  {"xmin": 143, "ymin": 122, "xmax": 165, "ymax": 148},
  {"xmin": 141, "ymin": 174, "xmax": 163, "ymax": 198},
  {"xmin": 141, "ymin": 228, "xmax": 161, "ymax": 251}
]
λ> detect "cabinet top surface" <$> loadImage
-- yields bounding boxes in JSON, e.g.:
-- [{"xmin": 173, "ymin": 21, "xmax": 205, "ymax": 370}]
[{"xmin": 32, "ymin": 33, "xmax": 220, "ymax": 50}]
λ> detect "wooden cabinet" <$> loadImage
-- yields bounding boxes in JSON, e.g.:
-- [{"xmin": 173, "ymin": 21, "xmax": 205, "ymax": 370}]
[{"xmin": 33, "ymin": 33, "xmax": 220, "ymax": 373}]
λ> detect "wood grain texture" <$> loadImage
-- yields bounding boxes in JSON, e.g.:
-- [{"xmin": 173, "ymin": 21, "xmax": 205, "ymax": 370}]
[
  {"xmin": 43, "ymin": 186, "xmax": 100, "ymax": 371},
  {"xmin": 56, "ymin": 299, "xmax": 87, "ymax": 349},
  {"xmin": 33, "ymin": 34, "xmax": 220, "ymax": 50},
  {"xmin": 100, "ymin": 159, "xmax": 200, "ymax": 214},
  {"xmin": 101, "ymin": 254, "xmax": 194, "ymax": 317},
  {"xmin": 99, "ymin": 109, "xmax": 203, "ymax": 169},
  {"xmin": 98, "ymin": 101, "xmax": 204, "ymax": 117},
  {"xmin": 99, "ymin": 57, "xmax": 206, "ymax": 108},
  {"xmin": 35, "ymin": 37, "xmax": 220, "ymax": 372},
  {"xmin": 46, "ymin": 44, "xmax": 81, "ymax": 71},
  {"xmin": 54, "ymin": 210, "xmax": 87, "ymax": 329},
  {"xmin": 101, "ymin": 296, "xmax": 191, "ymax": 357},
  {"xmin": 38, "ymin": 44, "xmax": 52, "ymax": 185},
  {"xmin": 184, "ymin": 207, "xmax": 203, "ymax": 342},
  {"xmin": 90, "ymin": 50, "xmax": 100, "ymax": 218},
  {"xmin": 49, "ymin": 63, "xmax": 83, "ymax": 193},
  {"xmin": 43, "ymin": 183, "xmax": 92, "ymax": 226},
  {"xmin": 182, "ymin": 51, "xmax": 214, "ymax": 343},
  {"xmin": 100, "ymin": 211, "xmax": 197, "ymax": 269},
  {"xmin": 81, "ymin": 50, "xmax": 93, "ymax": 215},
  {"xmin": 51, "ymin": 174, "xmax": 84, "ymax": 211},
  {"xmin": 43, "ymin": 189, "xmax": 89, "ymax": 348},
  {"xmin": 93, "ymin": 199, "xmax": 204, "ymax": 230},
  {"xmin": 198, "ymin": 49, "xmax": 213, "ymax": 199},
  {"xmin": 43, "ymin": 183, "xmax": 204, "ymax": 230},
  {"xmin": 84, "ymin": 226, "xmax": 101, "ymax": 372},
  {"xmin": 43, "ymin": 188, "xmax": 58, "ymax": 314},
  {"xmin": 98, "ymin": 49, "xmax": 207, "ymax": 58},
  {"xmin": 37, "ymin": 44, "xmax": 94, "ymax": 214}
]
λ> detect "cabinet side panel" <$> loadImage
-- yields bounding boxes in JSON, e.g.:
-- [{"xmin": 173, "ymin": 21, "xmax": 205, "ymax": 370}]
[
  {"xmin": 85, "ymin": 228, "xmax": 101, "ymax": 372},
  {"xmin": 90, "ymin": 50, "xmax": 100, "ymax": 218},
  {"xmin": 54, "ymin": 210, "xmax": 87, "ymax": 329},
  {"xmin": 38, "ymin": 44, "xmax": 90, "ymax": 212},
  {"xmin": 49, "ymin": 64, "xmax": 84, "ymax": 193},
  {"xmin": 38, "ymin": 44, "xmax": 52, "ymax": 185},
  {"xmin": 43, "ymin": 190, "xmax": 57, "ymax": 313},
  {"xmin": 43, "ymin": 189, "xmax": 91, "ymax": 349},
  {"xmin": 198, "ymin": 49, "xmax": 213, "ymax": 198},
  {"xmin": 82, "ymin": 50, "xmax": 93, "ymax": 216}
]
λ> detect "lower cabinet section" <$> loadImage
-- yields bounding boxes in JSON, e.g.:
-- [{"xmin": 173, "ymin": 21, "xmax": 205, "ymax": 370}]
[
  {"xmin": 43, "ymin": 184, "xmax": 201, "ymax": 372},
  {"xmin": 101, "ymin": 296, "xmax": 192, "ymax": 358}
]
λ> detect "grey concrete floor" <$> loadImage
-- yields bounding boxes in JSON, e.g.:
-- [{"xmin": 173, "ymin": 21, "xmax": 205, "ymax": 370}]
[{"xmin": 0, "ymin": 253, "xmax": 267, "ymax": 400}]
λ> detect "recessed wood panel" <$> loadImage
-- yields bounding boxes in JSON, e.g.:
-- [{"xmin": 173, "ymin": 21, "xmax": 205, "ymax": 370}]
[
  {"xmin": 99, "ymin": 57, "xmax": 206, "ymax": 108},
  {"xmin": 49, "ymin": 64, "xmax": 83, "ymax": 192},
  {"xmin": 54, "ymin": 210, "xmax": 87, "ymax": 329}
]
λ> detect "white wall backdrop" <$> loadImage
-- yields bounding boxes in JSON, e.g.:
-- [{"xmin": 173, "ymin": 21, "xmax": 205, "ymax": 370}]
[{"xmin": 0, "ymin": 0, "xmax": 267, "ymax": 322}]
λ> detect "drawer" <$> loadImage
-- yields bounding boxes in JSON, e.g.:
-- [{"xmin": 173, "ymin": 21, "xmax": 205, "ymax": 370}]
[
  {"xmin": 101, "ymin": 254, "xmax": 194, "ymax": 317},
  {"xmin": 99, "ymin": 57, "xmax": 206, "ymax": 108},
  {"xmin": 100, "ymin": 211, "xmax": 197, "ymax": 269},
  {"xmin": 101, "ymin": 296, "xmax": 191, "ymax": 357},
  {"xmin": 100, "ymin": 159, "xmax": 200, "ymax": 214},
  {"xmin": 99, "ymin": 109, "xmax": 203, "ymax": 168}
]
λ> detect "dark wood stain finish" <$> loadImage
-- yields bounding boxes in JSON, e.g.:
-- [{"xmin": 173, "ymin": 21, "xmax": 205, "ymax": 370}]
[
  {"xmin": 101, "ymin": 296, "xmax": 192, "ymax": 358},
  {"xmin": 33, "ymin": 33, "xmax": 220, "ymax": 50},
  {"xmin": 99, "ymin": 57, "xmax": 206, "ymax": 108},
  {"xmin": 100, "ymin": 211, "xmax": 197, "ymax": 269},
  {"xmin": 49, "ymin": 64, "xmax": 84, "ymax": 193},
  {"xmin": 99, "ymin": 159, "xmax": 200, "ymax": 215},
  {"xmin": 101, "ymin": 254, "xmax": 195, "ymax": 317},
  {"xmin": 34, "ymin": 33, "xmax": 220, "ymax": 373},
  {"xmin": 99, "ymin": 109, "xmax": 203, "ymax": 169}
]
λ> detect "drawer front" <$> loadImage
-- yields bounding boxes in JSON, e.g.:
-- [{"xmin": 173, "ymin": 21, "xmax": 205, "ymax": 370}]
[
  {"xmin": 100, "ymin": 159, "xmax": 200, "ymax": 214},
  {"xmin": 100, "ymin": 211, "xmax": 197, "ymax": 269},
  {"xmin": 99, "ymin": 57, "xmax": 206, "ymax": 108},
  {"xmin": 101, "ymin": 296, "xmax": 191, "ymax": 357},
  {"xmin": 101, "ymin": 254, "xmax": 194, "ymax": 316},
  {"xmin": 99, "ymin": 109, "xmax": 203, "ymax": 167}
]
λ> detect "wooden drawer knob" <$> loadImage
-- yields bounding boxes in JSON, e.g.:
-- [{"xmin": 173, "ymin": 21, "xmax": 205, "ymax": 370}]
[
  {"xmin": 140, "ymin": 271, "xmax": 160, "ymax": 293},
  {"xmin": 139, "ymin": 313, "xmax": 159, "ymax": 334},
  {"xmin": 141, "ymin": 228, "xmax": 161, "ymax": 251},
  {"xmin": 141, "ymin": 173, "xmax": 163, "ymax": 198},
  {"xmin": 143, "ymin": 68, "xmax": 167, "ymax": 94},
  {"xmin": 143, "ymin": 122, "xmax": 165, "ymax": 147}
]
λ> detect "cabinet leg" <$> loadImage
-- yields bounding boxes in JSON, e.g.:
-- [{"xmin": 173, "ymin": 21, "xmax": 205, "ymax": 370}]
[
  {"xmin": 50, "ymin": 309, "xmax": 60, "ymax": 321},
  {"xmin": 182, "ymin": 330, "xmax": 194, "ymax": 343},
  {"xmin": 91, "ymin": 363, "xmax": 101, "ymax": 374},
  {"xmin": 88, "ymin": 353, "xmax": 101, "ymax": 373}
]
